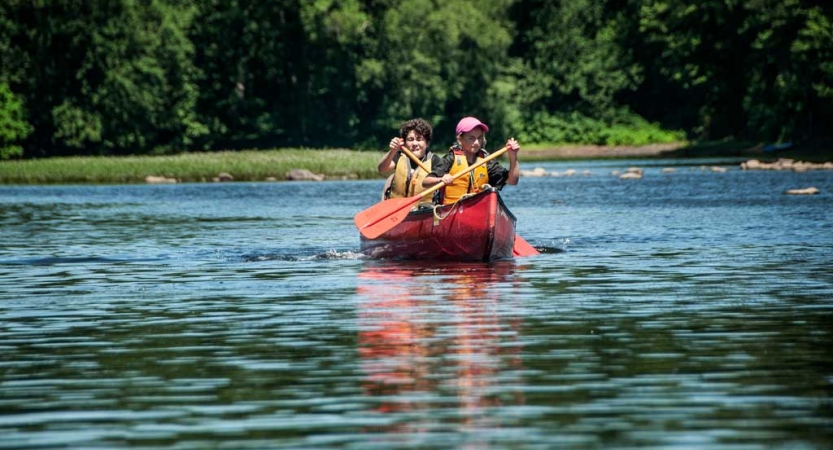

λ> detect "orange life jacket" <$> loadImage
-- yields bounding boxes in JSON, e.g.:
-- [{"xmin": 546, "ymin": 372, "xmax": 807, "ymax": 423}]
[
  {"xmin": 442, "ymin": 148, "xmax": 488, "ymax": 204},
  {"xmin": 389, "ymin": 152, "xmax": 433, "ymax": 202}
]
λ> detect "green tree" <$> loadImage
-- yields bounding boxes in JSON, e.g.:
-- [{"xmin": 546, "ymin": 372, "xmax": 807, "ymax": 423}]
[
  {"xmin": 736, "ymin": 0, "xmax": 833, "ymax": 142},
  {"xmin": 0, "ymin": 0, "xmax": 205, "ymax": 156},
  {"xmin": 633, "ymin": 0, "xmax": 832, "ymax": 142},
  {"xmin": 190, "ymin": 0, "xmax": 372, "ymax": 149},
  {"xmin": 2, "ymin": 0, "xmax": 829, "ymax": 157},
  {"xmin": 64, "ymin": 0, "xmax": 206, "ymax": 154},
  {"xmin": 357, "ymin": 0, "xmax": 517, "ymax": 145},
  {"xmin": 513, "ymin": 0, "xmax": 641, "ymax": 118},
  {"xmin": 509, "ymin": 0, "xmax": 649, "ymax": 144},
  {"xmin": 0, "ymin": 82, "xmax": 31, "ymax": 159},
  {"xmin": 190, "ymin": 0, "xmax": 519, "ymax": 149},
  {"xmin": 191, "ymin": 0, "xmax": 301, "ymax": 149},
  {"xmin": 296, "ymin": 0, "xmax": 372, "ymax": 147}
]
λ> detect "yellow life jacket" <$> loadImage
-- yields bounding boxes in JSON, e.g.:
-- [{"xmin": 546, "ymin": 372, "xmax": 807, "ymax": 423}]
[
  {"xmin": 389, "ymin": 152, "xmax": 433, "ymax": 201},
  {"xmin": 443, "ymin": 149, "xmax": 489, "ymax": 205}
]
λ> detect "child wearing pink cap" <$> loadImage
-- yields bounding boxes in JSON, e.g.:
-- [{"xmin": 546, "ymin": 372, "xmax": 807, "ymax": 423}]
[{"xmin": 423, "ymin": 116, "xmax": 521, "ymax": 205}]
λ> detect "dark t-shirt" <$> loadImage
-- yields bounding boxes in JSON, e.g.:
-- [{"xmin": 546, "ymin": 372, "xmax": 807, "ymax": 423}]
[{"xmin": 428, "ymin": 149, "xmax": 510, "ymax": 188}]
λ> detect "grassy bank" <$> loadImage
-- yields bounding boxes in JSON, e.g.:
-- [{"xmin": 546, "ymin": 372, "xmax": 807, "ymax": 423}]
[
  {"xmin": 2, "ymin": 141, "xmax": 830, "ymax": 184},
  {"xmin": 0, "ymin": 149, "xmax": 382, "ymax": 184}
]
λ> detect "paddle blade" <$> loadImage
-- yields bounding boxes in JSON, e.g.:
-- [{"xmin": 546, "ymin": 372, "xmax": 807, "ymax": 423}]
[
  {"xmin": 354, "ymin": 197, "xmax": 420, "ymax": 239},
  {"xmin": 513, "ymin": 234, "xmax": 540, "ymax": 257}
]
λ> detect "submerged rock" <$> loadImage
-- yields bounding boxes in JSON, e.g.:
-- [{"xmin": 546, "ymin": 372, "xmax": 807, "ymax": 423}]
[
  {"xmin": 214, "ymin": 172, "xmax": 234, "ymax": 182},
  {"xmin": 145, "ymin": 175, "xmax": 177, "ymax": 184},
  {"xmin": 619, "ymin": 167, "xmax": 643, "ymax": 179},
  {"xmin": 619, "ymin": 172, "xmax": 642, "ymax": 179},
  {"xmin": 785, "ymin": 187, "xmax": 820, "ymax": 195},
  {"xmin": 520, "ymin": 167, "xmax": 549, "ymax": 177},
  {"xmin": 742, "ymin": 158, "xmax": 833, "ymax": 171},
  {"xmin": 286, "ymin": 169, "xmax": 325, "ymax": 181}
]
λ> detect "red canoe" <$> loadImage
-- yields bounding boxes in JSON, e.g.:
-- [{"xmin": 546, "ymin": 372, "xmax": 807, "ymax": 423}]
[{"xmin": 360, "ymin": 188, "xmax": 517, "ymax": 262}]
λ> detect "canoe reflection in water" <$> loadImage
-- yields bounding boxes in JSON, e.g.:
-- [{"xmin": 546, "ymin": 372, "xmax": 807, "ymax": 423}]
[{"xmin": 356, "ymin": 261, "xmax": 526, "ymax": 436}]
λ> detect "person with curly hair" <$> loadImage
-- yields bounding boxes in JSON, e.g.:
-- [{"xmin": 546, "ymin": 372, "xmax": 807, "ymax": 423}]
[{"xmin": 377, "ymin": 118, "xmax": 443, "ymax": 201}]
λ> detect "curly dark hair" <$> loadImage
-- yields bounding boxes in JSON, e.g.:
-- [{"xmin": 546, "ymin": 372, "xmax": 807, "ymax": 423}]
[{"xmin": 399, "ymin": 118, "xmax": 433, "ymax": 143}]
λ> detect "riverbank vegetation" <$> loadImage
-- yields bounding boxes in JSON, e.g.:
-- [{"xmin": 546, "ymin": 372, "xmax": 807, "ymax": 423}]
[
  {"xmin": 3, "ymin": 143, "xmax": 832, "ymax": 185},
  {"xmin": 0, "ymin": 149, "xmax": 382, "ymax": 184},
  {"xmin": 1, "ymin": 1, "xmax": 831, "ymax": 161}
]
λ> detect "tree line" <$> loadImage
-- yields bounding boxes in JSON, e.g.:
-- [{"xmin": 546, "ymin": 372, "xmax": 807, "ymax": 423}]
[{"xmin": 0, "ymin": 0, "xmax": 830, "ymax": 159}]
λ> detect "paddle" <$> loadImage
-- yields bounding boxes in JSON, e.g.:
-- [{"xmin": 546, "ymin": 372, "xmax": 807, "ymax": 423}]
[
  {"xmin": 398, "ymin": 145, "xmax": 539, "ymax": 257},
  {"xmin": 398, "ymin": 145, "xmax": 430, "ymax": 172},
  {"xmin": 513, "ymin": 235, "xmax": 540, "ymax": 257},
  {"xmin": 355, "ymin": 146, "xmax": 509, "ymax": 239}
]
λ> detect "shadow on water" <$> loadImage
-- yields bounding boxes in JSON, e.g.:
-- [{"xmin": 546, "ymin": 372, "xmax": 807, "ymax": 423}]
[
  {"xmin": 241, "ymin": 249, "xmax": 368, "ymax": 262},
  {"xmin": 0, "ymin": 248, "xmax": 369, "ymax": 266},
  {"xmin": 1, "ymin": 247, "xmax": 557, "ymax": 267},
  {"xmin": 241, "ymin": 239, "xmax": 566, "ymax": 263},
  {"xmin": 534, "ymin": 244, "xmax": 567, "ymax": 254}
]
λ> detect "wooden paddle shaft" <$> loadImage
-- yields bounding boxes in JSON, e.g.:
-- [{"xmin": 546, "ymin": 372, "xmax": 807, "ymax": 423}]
[
  {"xmin": 399, "ymin": 145, "xmax": 430, "ymax": 172},
  {"xmin": 419, "ymin": 145, "xmax": 509, "ymax": 198}
]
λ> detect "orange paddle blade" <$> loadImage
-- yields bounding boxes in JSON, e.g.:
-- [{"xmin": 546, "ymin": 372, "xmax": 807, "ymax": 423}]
[
  {"xmin": 513, "ymin": 234, "xmax": 540, "ymax": 257},
  {"xmin": 354, "ymin": 196, "xmax": 421, "ymax": 239}
]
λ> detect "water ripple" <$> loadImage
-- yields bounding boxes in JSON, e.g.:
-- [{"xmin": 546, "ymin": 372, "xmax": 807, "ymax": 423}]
[{"xmin": 1, "ymin": 172, "xmax": 832, "ymax": 449}]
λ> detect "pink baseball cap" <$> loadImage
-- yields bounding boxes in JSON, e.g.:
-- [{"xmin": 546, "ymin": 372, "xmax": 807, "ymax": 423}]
[{"xmin": 456, "ymin": 117, "xmax": 489, "ymax": 135}]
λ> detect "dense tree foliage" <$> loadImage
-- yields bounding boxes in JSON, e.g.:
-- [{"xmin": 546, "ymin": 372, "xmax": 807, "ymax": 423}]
[
  {"xmin": 0, "ymin": 0, "xmax": 830, "ymax": 158},
  {"xmin": 1, "ymin": 0, "xmax": 205, "ymax": 156},
  {"xmin": 0, "ymin": 81, "xmax": 31, "ymax": 159}
]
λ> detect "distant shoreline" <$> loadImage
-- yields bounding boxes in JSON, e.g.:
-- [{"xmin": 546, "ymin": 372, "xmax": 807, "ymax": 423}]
[
  {"xmin": 525, "ymin": 143, "xmax": 685, "ymax": 160},
  {"xmin": 1, "ymin": 142, "xmax": 830, "ymax": 184},
  {"xmin": 528, "ymin": 140, "xmax": 833, "ymax": 162}
]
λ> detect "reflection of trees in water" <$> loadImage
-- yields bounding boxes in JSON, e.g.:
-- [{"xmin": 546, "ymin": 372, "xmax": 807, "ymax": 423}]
[{"xmin": 356, "ymin": 262, "xmax": 526, "ymax": 435}]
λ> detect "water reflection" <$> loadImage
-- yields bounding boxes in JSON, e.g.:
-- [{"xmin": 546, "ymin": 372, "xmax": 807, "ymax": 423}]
[{"xmin": 356, "ymin": 261, "xmax": 526, "ymax": 441}]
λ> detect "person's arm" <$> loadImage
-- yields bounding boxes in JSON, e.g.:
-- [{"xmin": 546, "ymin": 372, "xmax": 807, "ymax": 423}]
[
  {"xmin": 504, "ymin": 138, "xmax": 520, "ymax": 185},
  {"xmin": 423, "ymin": 154, "xmax": 452, "ymax": 187},
  {"xmin": 486, "ymin": 138, "xmax": 521, "ymax": 187},
  {"xmin": 377, "ymin": 137, "xmax": 402, "ymax": 174}
]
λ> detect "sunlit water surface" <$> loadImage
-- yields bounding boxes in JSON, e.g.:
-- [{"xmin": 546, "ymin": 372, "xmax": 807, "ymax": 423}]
[{"xmin": 1, "ymin": 158, "xmax": 832, "ymax": 449}]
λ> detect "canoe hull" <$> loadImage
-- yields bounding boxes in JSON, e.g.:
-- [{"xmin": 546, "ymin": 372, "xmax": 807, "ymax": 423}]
[{"xmin": 360, "ymin": 188, "xmax": 517, "ymax": 262}]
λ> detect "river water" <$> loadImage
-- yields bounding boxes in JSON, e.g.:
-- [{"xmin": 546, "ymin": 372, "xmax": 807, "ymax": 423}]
[{"xmin": 1, "ymin": 158, "xmax": 831, "ymax": 449}]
